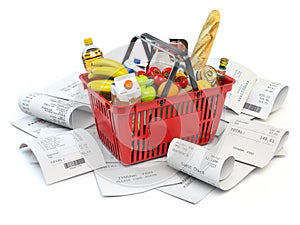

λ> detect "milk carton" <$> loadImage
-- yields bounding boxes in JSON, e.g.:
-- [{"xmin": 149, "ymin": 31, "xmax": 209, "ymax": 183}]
[{"xmin": 111, "ymin": 73, "xmax": 141, "ymax": 106}]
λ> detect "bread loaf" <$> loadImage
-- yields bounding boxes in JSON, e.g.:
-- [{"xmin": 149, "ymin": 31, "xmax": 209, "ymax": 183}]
[{"xmin": 191, "ymin": 10, "xmax": 220, "ymax": 70}]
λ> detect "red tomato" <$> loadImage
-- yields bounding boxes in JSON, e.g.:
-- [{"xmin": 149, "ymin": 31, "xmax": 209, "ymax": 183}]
[
  {"xmin": 174, "ymin": 75, "xmax": 188, "ymax": 88},
  {"xmin": 146, "ymin": 66, "xmax": 161, "ymax": 78},
  {"xmin": 161, "ymin": 67, "xmax": 172, "ymax": 78},
  {"xmin": 136, "ymin": 70, "xmax": 146, "ymax": 76}
]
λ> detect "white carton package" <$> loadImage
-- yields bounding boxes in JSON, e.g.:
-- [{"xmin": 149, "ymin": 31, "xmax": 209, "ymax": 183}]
[{"xmin": 111, "ymin": 73, "xmax": 141, "ymax": 106}]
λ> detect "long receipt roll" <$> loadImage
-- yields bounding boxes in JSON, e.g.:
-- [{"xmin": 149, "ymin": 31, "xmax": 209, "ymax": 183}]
[{"xmin": 167, "ymin": 138, "xmax": 234, "ymax": 187}]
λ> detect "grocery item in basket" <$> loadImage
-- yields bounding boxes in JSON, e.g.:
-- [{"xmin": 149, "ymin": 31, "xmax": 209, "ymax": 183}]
[
  {"xmin": 174, "ymin": 73, "xmax": 188, "ymax": 88},
  {"xmin": 111, "ymin": 73, "xmax": 141, "ymax": 106},
  {"xmin": 88, "ymin": 64, "xmax": 128, "ymax": 80},
  {"xmin": 190, "ymin": 10, "xmax": 220, "ymax": 70},
  {"xmin": 87, "ymin": 79, "xmax": 113, "ymax": 93},
  {"xmin": 87, "ymin": 79, "xmax": 113, "ymax": 100},
  {"xmin": 198, "ymin": 65, "xmax": 218, "ymax": 87},
  {"xmin": 141, "ymin": 84, "xmax": 156, "ymax": 102},
  {"xmin": 157, "ymin": 81, "xmax": 179, "ymax": 97},
  {"xmin": 197, "ymin": 79, "xmax": 212, "ymax": 90},
  {"xmin": 154, "ymin": 73, "xmax": 167, "ymax": 87},
  {"xmin": 169, "ymin": 39, "xmax": 188, "ymax": 52},
  {"xmin": 216, "ymin": 57, "xmax": 229, "ymax": 85},
  {"xmin": 150, "ymin": 51, "xmax": 173, "ymax": 71},
  {"xmin": 82, "ymin": 37, "xmax": 103, "ymax": 73},
  {"xmin": 123, "ymin": 58, "xmax": 147, "ymax": 73},
  {"xmin": 91, "ymin": 57, "xmax": 128, "ymax": 73},
  {"xmin": 136, "ymin": 74, "xmax": 148, "ymax": 87},
  {"xmin": 146, "ymin": 66, "xmax": 161, "ymax": 78}
]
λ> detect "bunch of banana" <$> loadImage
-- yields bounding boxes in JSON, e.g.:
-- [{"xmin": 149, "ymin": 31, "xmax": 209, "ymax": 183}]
[
  {"xmin": 87, "ymin": 79, "xmax": 113, "ymax": 92},
  {"xmin": 88, "ymin": 57, "xmax": 128, "ymax": 80},
  {"xmin": 87, "ymin": 79, "xmax": 114, "ymax": 100},
  {"xmin": 87, "ymin": 57, "xmax": 128, "ymax": 100}
]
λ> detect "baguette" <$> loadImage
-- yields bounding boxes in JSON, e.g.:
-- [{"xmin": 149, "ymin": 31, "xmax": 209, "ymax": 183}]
[{"xmin": 191, "ymin": 10, "xmax": 220, "ymax": 70}]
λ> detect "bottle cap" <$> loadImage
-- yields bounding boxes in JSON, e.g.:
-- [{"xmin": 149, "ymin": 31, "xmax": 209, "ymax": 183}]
[
  {"xmin": 219, "ymin": 58, "xmax": 229, "ymax": 69},
  {"xmin": 84, "ymin": 38, "xmax": 93, "ymax": 45}
]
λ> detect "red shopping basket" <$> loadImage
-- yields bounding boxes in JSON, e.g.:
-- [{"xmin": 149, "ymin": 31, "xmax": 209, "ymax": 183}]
[{"xmin": 79, "ymin": 33, "xmax": 235, "ymax": 165}]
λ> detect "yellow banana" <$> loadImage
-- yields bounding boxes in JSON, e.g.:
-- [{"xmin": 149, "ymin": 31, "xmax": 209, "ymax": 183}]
[
  {"xmin": 87, "ymin": 79, "xmax": 114, "ymax": 93},
  {"xmin": 92, "ymin": 57, "xmax": 128, "ymax": 74},
  {"xmin": 88, "ymin": 66, "xmax": 128, "ymax": 79}
]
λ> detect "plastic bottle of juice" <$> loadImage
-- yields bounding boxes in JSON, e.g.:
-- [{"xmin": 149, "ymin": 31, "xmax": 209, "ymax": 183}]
[{"xmin": 82, "ymin": 37, "xmax": 103, "ymax": 73}]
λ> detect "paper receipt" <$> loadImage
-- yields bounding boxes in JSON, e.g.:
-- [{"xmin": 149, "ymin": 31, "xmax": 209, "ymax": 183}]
[
  {"xmin": 167, "ymin": 138, "xmax": 235, "ymax": 189},
  {"xmin": 219, "ymin": 116, "xmax": 289, "ymax": 167},
  {"xmin": 20, "ymin": 128, "xmax": 106, "ymax": 184}
]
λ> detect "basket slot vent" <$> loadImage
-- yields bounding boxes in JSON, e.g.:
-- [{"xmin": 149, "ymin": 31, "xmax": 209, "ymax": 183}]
[
  {"xmin": 146, "ymin": 145, "xmax": 150, "ymax": 159},
  {"xmin": 136, "ymin": 140, "xmax": 140, "ymax": 161},
  {"xmin": 200, "ymin": 95, "xmax": 206, "ymax": 120},
  {"xmin": 180, "ymin": 102, "xmax": 185, "ymax": 115},
  {"xmin": 202, "ymin": 120, "xmax": 208, "ymax": 143},
  {"xmin": 213, "ymin": 95, "xmax": 219, "ymax": 117},
  {"xmin": 140, "ymin": 111, "xmax": 145, "ymax": 135},
  {"xmin": 203, "ymin": 97, "xmax": 209, "ymax": 120},
  {"xmin": 154, "ymin": 108, "xmax": 159, "ymax": 121},
  {"xmin": 164, "ymin": 105, "xmax": 169, "ymax": 119},
  {"xmin": 205, "ymin": 95, "xmax": 218, "ymax": 139},
  {"xmin": 151, "ymin": 146, "xmax": 155, "ymax": 157},
  {"xmin": 97, "ymin": 101, "xmax": 101, "ymax": 112},
  {"xmin": 161, "ymin": 106, "xmax": 167, "ymax": 119},
  {"xmin": 185, "ymin": 101, "xmax": 190, "ymax": 114},
  {"xmin": 169, "ymin": 105, "xmax": 174, "ymax": 118},
  {"xmin": 156, "ymin": 144, "xmax": 160, "ymax": 156},
  {"xmin": 199, "ymin": 122, "xmax": 204, "ymax": 144},
  {"xmin": 174, "ymin": 103, "xmax": 179, "ymax": 116},
  {"xmin": 141, "ymin": 139, "xmax": 145, "ymax": 160},
  {"xmin": 194, "ymin": 98, "xmax": 200, "ymax": 111},
  {"xmin": 131, "ymin": 141, "xmax": 134, "ymax": 163},
  {"xmin": 161, "ymin": 142, "xmax": 166, "ymax": 155},
  {"xmin": 135, "ymin": 112, "xmax": 141, "ymax": 136},
  {"xmin": 209, "ymin": 96, "xmax": 214, "ymax": 119}
]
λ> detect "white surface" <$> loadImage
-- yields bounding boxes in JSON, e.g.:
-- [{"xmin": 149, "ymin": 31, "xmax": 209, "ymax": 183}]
[{"xmin": 1, "ymin": 0, "xmax": 298, "ymax": 225}]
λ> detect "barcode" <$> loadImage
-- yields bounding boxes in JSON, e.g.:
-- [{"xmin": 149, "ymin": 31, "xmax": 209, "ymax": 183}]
[
  {"xmin": 244, "ymin": 103, "xmax": 262, "ymax": 113},
  {"xmin": 64, "ymin": 158, "xmax": 85, "ymax": 169}
]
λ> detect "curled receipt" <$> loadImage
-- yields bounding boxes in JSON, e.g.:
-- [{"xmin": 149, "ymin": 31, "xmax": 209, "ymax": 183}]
[
  {"xmin": 18, "ymin": 92, "xmax": 94, "ymax": 129},
  {"xmin": 167, "ymin": 138, "xmax": 255, "ymax": 190}
]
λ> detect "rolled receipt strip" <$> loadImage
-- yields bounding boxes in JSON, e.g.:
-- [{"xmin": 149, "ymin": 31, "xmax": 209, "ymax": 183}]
[
  {"xmin": 18, "ymin": 92, "xmax": 94, "ymax": 129},
  {"xmin": 167, "ymin": 138, "xmax": 255, "ymax": 190}
]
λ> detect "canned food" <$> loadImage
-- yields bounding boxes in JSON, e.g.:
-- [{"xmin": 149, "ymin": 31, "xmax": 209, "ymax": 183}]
[{"xmin": 199, "ymin": 65, "xmax": 219, "ymax": 87}]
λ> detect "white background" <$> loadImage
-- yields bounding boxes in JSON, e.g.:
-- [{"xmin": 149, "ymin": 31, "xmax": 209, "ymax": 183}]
[{"xmin": 0, "ymin": 0, "xmax": 299, "ymax": 224}]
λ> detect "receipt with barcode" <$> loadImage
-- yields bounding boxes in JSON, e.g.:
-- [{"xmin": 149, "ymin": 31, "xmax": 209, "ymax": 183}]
[
  {"xmin": 219, "ymin": 117, "xmax": 289, "ymax": 168},
  {"xmin": 242, "ymin": 78, "xmax": 289, "ymax": 120},
  {"xmin": 19, "ymin": 128, "xmax": 106, "ymax": 184}
]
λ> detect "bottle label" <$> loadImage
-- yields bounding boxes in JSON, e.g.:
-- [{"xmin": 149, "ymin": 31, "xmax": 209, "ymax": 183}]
[{"xmin": 83, "ymin": 48, "xmax": 103, "ymax": 73}]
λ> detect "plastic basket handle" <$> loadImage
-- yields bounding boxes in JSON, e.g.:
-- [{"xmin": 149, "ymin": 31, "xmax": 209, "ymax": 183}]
[{"xmin": 122, "ymin": 33, "xmax": 199, "ymax": 98}]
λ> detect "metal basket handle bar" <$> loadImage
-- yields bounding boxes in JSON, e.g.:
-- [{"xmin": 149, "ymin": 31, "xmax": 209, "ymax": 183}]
[
  {"xmin": 122, "ymin": 33, "xmax": 198, "ymax": 98},
  {"xmin": 140, "ymin": 33, "xmax": 199, "ymax": 97}
]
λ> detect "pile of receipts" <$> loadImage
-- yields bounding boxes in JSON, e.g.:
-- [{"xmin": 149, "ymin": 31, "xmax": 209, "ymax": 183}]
[{"xmin": 12, "ymin": 59, "xmax": 289, "ymax": 204}]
